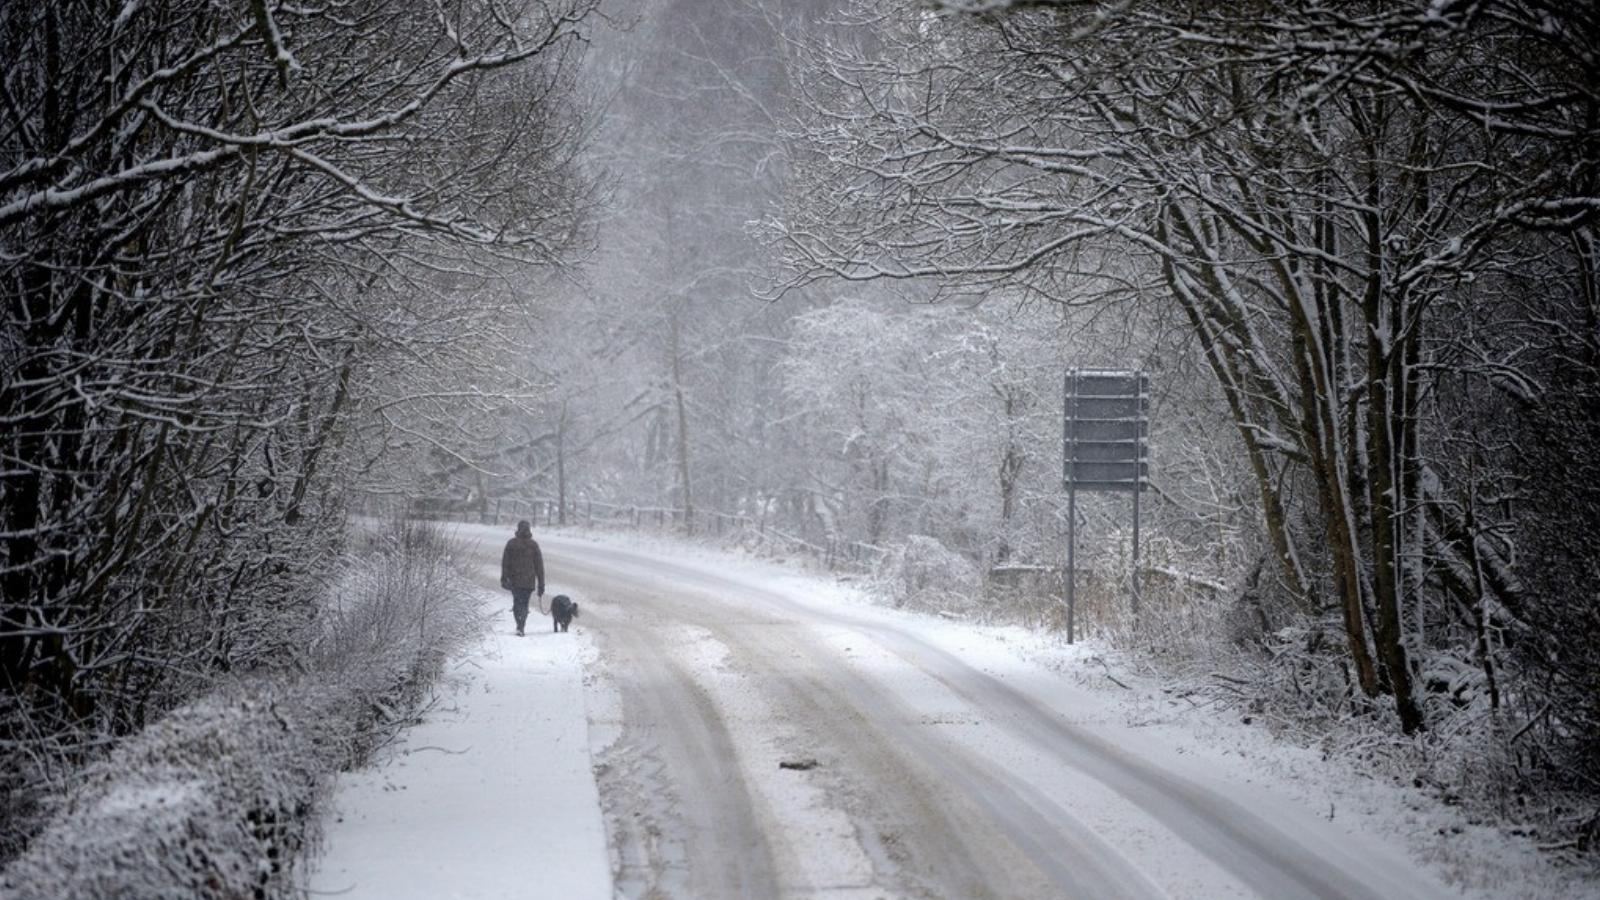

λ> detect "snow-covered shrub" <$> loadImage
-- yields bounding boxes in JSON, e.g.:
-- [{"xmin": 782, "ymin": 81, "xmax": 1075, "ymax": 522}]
[
  {"xmin": 874, "ymin": 535, "xmax": 981, "ymax": 611},
  {"xmin": 0, "ymin": 519, "xmax": 482, "ymax": 899},
  {"xmin": 0, "ymin": 684, "xmax": 326, "ymax": 900},
  {"xmin": 979, "ymin": 564, "xmax": 1066, "ymax": 629},
  {"xmin": 310, "ymin": 520, "xmax": 482, "ymax": 746},
  {"xmin": 308, "ymin": 519, "xmax": 484, "ymax": 766}
]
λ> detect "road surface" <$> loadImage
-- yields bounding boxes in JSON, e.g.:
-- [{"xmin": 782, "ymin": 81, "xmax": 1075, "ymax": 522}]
[{"xmin": 534, "ymin": 532, "xmax": 1452, "ymax": 900}]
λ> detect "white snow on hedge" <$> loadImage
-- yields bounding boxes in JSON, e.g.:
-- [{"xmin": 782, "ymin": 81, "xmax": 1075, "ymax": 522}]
[{"xmin": 0, "ymin": 685, "xmax": 328, "ymax": 900}]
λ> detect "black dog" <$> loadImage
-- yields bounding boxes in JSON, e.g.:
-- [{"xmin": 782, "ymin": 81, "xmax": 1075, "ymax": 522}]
[{"xmin": 550, "ymin": 594, "xmax": 578, "ymax": 632}]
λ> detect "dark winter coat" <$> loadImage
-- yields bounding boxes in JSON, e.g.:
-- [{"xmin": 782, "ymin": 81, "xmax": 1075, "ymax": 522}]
[{"xmin": 501, "ymin": 535, "xmax": 545, "ymax": 593}]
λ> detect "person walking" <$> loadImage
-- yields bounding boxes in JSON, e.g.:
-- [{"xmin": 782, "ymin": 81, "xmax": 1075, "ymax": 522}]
[{"xmin": 500, "ymin": 520, "xmax": 545, "ymax": 636}]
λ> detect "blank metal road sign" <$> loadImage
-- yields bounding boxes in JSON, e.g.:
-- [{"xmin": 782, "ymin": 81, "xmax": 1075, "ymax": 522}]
[{"xmin": 1063, "ymin": 369, "xmax": 1148, "ymax": 492}]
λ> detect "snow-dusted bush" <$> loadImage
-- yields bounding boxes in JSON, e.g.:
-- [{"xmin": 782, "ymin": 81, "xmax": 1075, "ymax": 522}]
[
  {"xmin": 0, "ymin": 519, "xmax": 481, "ymax": 899},
  {"xmin": 311, "ymin": 519, "xmax": 483, "ymax": 741},
  {"xmin": 0, "ymin": 684, "xmax": 326, "ymax": 900},
  {"xmin": 874, "ymin": 535, "xmax": 981, "ymax": 611}
]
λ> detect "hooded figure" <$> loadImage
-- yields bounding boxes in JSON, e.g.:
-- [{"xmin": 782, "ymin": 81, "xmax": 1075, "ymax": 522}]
[{"xmin": 500, "ymin": 520, "xmax": 545, "ymax": 636}]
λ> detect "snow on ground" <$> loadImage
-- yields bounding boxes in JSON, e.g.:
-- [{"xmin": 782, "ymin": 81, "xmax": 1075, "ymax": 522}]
[
  {"xmin": 310, "ymin": 523, "xmax": 1597, "ymax": 899},
  {"xmin": 307, "ymin": 580, "xmax": 611, "ymax": 900}
]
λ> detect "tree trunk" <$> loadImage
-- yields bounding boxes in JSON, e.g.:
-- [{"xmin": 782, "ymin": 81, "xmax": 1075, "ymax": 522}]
[
  {"xmin": 670, "ymin": 315, "xmax": 694, "ymax": 535},
  {"xmin": 1366, "ymin": 342, "xmax": 1425, "ymax": 733},
  {"xmin": 997, "ymin": 389, "xmax": 1022, "ymax": 564},
  {"xmin": 557, "ymin": 401, "xmax": 568, "ymax": 527},
  {"xmin": 1356, "ymin": 96, "xmax": 1424, "ymax": 733}
]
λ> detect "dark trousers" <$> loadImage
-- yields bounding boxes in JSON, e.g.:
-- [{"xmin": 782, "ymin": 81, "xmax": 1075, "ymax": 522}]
[{"xmin": 510, "ymin": 588, "xmax": 533, "ymax": 630}]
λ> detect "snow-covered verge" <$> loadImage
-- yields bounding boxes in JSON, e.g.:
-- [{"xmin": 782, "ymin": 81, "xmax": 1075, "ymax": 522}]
[
  {"xmin": 1137, "ymin": 635, "xmax": 1600, "ymax": 867},
  {"xmin": 0, "ymin": 520, "xmax": 484, "ymax": 900},
  {"xmin": 1001, "ymin": 639, "xmax": 1600, "ymax": 899},
  {"xmin": 1088, "ymin": 576, "xmax": 1600, "ymax": 873}
]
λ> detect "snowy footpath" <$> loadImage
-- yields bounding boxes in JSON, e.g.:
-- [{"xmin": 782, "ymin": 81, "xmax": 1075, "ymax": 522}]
[
  {"xmin": 307, "ymin": 582, "xmax": 611, "ymax": 899},
  {"xmin": 309, "ymin": 527, "xmax": 1593, "ymax": 900}
]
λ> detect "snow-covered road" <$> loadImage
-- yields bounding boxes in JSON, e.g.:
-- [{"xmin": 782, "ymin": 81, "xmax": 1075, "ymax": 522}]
[{"xmin": 312, "ymin": 527, "xmax": 1464, "ymax": 899}]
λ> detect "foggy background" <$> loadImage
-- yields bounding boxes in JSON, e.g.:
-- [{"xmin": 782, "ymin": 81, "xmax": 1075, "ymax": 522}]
[{"xmin": 4, "ymin": 0, "xmax": 1598, "ymax": 887}]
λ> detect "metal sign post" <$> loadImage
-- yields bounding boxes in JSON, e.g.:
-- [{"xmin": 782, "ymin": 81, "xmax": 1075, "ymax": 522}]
[
  {"xmin": 1066, "ymin": 480, "xmax": 1077, "ymax": 642},
  {"xmin": 1062, "ymin": 369, "xmax": 1149, "ymax": 643}
]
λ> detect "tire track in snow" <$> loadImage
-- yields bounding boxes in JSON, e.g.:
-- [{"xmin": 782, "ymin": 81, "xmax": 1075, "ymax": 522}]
[
  {"xmin": 558, "ymin": 543, "xmax": 1163, "ymax": 900},
  {"xmin": 712, "ymin": 615, "xmax": 1170, "ymax": 900},
  {"xmin": 850, "ymin": 625, "xmax": 1427, "ymax": 900},
  {"xmin": 583, "ymin": 598, "xmax": 780, "ymax": 899}
]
